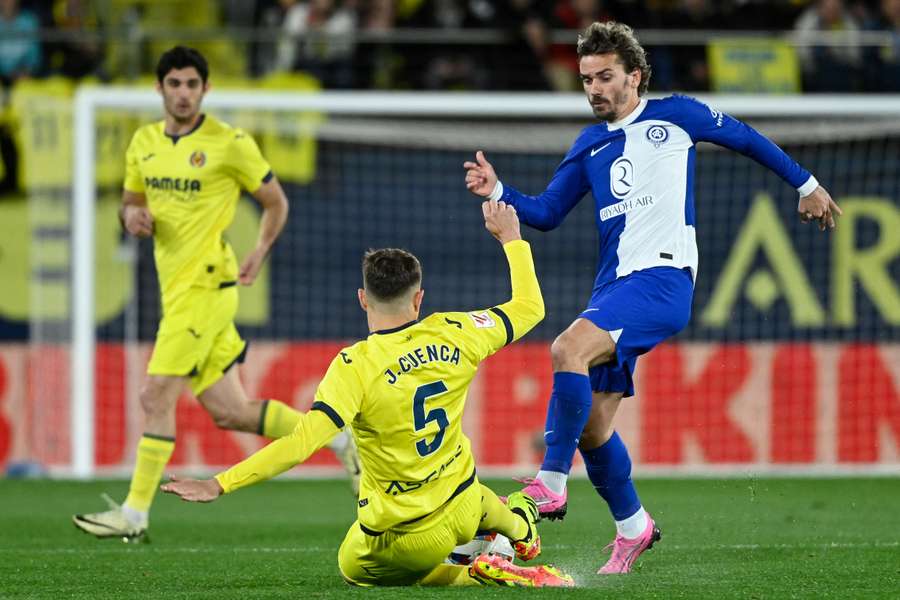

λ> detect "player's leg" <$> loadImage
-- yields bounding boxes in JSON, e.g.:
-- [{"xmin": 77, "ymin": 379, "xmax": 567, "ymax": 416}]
[
  {"xmin": 462, "ymin": 489, "xmax": 574, "ymax": 588},
  {"xmin": 196, "ymin": 366, "xmax": 269, "ymax": 433},
  {"xmin": 521, "ymin": 317, "xmax": 616, "ymax": 520},
  {"xmin": 476, "ymin": 485, "xmax": 540, "ymax": 561},
  {"xmin": 338, "ymin": 481, "xmax": 482, "ymax": 586},
  {"xmin": 421, "ymin": 483, "xmax": 571, "ymax": 587},
  {"xmin": 194, "ymin": 324, "xmax": 362, "ymax": 493},
  {"xmin": 73, "ymin": 374, "xmax": 185, "ymax": 540},
  {"xmin": 578, "ymin": 389, "xmax": 660, "ymax": 574},
  {"xmin": 576, "ymin": 267, "xmax": 693, "ymax": 572}
]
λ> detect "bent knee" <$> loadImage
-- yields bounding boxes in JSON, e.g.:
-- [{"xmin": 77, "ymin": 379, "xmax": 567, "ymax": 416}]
[
  {"xmin": 138, "ymin": 384, "xmax": 177, "ymax": 418},
  {"xmin": 207, "ymin": 407, "xmax": 245, "ymax": 431},
  {"xmin": 551, "ymin": 330, "xmax": 615, "ymax": 372},
  {"xmin": 550, "ymin": 333, "xmax": 582, "ymax": 370}
]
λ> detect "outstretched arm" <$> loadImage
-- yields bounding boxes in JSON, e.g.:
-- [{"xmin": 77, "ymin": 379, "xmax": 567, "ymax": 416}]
[
  {"xmin": 464, "ymin": 150, "xmax": 587, "ymax": 231},
  {"xmin": 682, "ymin": 97, "xmax": 842, "ymax": 231},
  {"xmin": 161, "ymin": 409, "xmax": 340, "ymax": 502},
  {"xmin": 482, "ymin": 200, "xmax": 545, "ymax": 341}
]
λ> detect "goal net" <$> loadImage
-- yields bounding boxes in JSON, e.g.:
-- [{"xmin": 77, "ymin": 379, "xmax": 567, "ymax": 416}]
[{"xmin": 4, "ymin": 88, "xmax": 899, "ymax": 477}]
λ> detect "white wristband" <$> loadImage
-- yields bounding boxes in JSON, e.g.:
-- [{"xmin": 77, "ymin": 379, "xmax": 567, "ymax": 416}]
[
  {"xmin": 488, "ymin": 180, "xmax": 504, "ymax": 202},
  {"xmin": 797, "ymin": 175, "xmax": 819, "ymax": 197}
]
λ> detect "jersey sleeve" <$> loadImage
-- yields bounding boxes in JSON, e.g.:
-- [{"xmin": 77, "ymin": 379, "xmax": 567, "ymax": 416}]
[
  {"xmin": 223, "ymin": 129, "xmax": 273, "ymax": 193},
  {"xmin": 670, "ymin": 95, "xmax": 817, "ymax": 194},
  {"xmin": 451, "ymin": 239, "xmax": 545, "ymax": 362},
  {"xmin": 214, "ymin": 350, "xmax": 363, "ymax": 494},
  {"xmin": 309, "ymin": 349, "xmax": 365, "ymax": 430},
  {"xmin": 123, "ymin": 131, "xmax": 145, "ymax": 193},
  {"xmin": 499, "ymin": 140, "xmax": 590, "ymax": 231}
]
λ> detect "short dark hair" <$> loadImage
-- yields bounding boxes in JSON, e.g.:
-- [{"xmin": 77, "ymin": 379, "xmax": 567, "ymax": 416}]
[
  {"xmin": 362, "ymin": 248, "xmax": 422, "ymax": 303},
  {"xmin": 577, "ymin": 22, "xmax": 651, "ymax": 95},
  {"xmin": 156, "ymin": 46, "xmax": 209, "ymax": 83}
]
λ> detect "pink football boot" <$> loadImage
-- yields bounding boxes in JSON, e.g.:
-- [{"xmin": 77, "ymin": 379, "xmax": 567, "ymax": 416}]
[{"xmin": 597, "ymin": 513, "xmax": 661, "ymax": 574}]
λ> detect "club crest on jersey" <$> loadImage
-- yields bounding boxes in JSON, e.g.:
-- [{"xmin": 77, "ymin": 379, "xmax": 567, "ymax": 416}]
[
  {"xmin": 646, "ymin": 125, "xmax": 669, "ymax": 147},
  {"xmin": 189, "ymin": 150, "xmax": 206, "ymax": 168},
  {"xmin": 469, "ymin": 311, "xmax": 496, "ymax": 329}
]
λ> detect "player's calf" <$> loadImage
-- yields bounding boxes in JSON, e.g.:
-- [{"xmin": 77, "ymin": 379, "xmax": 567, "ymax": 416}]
[{"xmin": 505, "ymin": 491, "xmax": 541, "ymax": 561}]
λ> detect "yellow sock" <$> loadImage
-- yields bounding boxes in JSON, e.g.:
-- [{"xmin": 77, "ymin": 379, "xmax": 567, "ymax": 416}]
[
  {"xmin": 419, "ymin": 564, "xmax": 480, "ymax": 586},
  {"xmin": 124, "ymin": 434, "xmax": 175, "ymax": 513},
  {"xmin": 259, "ymin": 399, "xmax": 302, "ymax": 439},
  {"xmin": 479, "ymin": 484, "xmax": 527, "ymax": 542}
]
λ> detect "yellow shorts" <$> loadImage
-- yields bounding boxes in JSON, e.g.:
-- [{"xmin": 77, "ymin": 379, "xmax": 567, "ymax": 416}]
[
  {"xmin": 147, "ymin": 285, "xmax": 246, "ymax": 396},
  {"xmin": 337, "ymin": 477, "xmax": 482, "ymax": 586}
]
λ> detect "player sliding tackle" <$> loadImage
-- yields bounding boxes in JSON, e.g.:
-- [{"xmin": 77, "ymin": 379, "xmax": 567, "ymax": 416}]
[
  {"xmin": 465, "ymin": 22, "xmax": 840, "ymax": 575},
  {"xmin": 162, "ymin": 201, "xmax": 574, "ymax": 588},
  {"xmin": 73, "ymin": 46, "xmax": 360, "ymax": 544}
]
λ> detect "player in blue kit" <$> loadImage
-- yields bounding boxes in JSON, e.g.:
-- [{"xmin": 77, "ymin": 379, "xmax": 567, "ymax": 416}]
[{"xmin": 464, "ymin": 21, "xmax": 841, "ymax": 574}]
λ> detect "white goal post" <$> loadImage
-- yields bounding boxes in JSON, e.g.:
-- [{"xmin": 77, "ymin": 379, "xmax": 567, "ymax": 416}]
[{"xmin": 70, "ymin": 89, "xmax": 900, "ymax": 479}]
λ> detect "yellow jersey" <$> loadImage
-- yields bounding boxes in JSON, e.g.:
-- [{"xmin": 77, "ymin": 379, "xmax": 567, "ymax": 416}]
[
  {"xmin": 123, "ymin": 114, "xmax": 271, "ymax": 302},
  {"xmin": 215, "ymin": 240, "xmax": 544, "ymax": 533}
]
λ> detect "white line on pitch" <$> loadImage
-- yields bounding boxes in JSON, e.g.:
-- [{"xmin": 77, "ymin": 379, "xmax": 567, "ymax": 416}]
[{"xmin": 1, "ymin": 541, "xmax": 897, "ymax": 554}]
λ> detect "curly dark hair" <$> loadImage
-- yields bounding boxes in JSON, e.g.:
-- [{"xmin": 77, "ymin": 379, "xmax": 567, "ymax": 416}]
[
  {"xmin": 362, "ymin": 248, "xmax": 422, "ymax": 303},
  {"xmin": 156, "ymin": 46, "xmax": 209, "ymax": 83},
  {"xmin": 577, "ymin": 22, "xmax": 651, "ymax": 95}
]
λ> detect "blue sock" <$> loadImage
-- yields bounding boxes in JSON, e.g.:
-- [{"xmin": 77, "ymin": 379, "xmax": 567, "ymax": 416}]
[
  {"xmin": 580, "ymin": 431, "xmax": 641, "ymax": 521},
  {"xmin": 540, "ymin": 372, "xmax": 593, "ymax": 474}
]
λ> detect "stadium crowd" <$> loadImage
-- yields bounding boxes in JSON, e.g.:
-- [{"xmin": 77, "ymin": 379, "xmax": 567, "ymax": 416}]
[
  {"xmin": 1, "ymin": 0, "xmax": 898, "ymax": 191},
  {"xmin": 0, "ymin": 0, "xmax": 898, "ymax": 92}
]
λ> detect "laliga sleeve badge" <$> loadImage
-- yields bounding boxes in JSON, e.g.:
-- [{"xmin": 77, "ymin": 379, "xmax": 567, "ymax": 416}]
[{"xmin": 469, "ymin": 311, "xmax": 496, "ymax": 329}]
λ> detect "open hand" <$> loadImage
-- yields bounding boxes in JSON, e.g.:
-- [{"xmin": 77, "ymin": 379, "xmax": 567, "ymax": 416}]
[{"xmin": 160, "ymin": 475, "xmax": 223, "ymax": 502}]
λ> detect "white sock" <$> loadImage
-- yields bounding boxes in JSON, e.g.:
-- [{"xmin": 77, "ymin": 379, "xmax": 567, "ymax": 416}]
[
  {"xmin": 122, "ymin": 503, "xmax": 148, "ymax": 528},
  {"xmin": 535, "ymin": 470, "xmax": 568, "ymax": 495},
  {"xmin": 615, "ymin": 506, "xmax": 648, "ymax": 539},
  {"xmin": 329, "ymin": 429, "xmax": 350, "ymax": 453}
]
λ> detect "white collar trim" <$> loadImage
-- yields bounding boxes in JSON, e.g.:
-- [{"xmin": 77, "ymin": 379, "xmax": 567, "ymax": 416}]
[{"xmin": 606, "ymin": 97, "xmax": 647, "ymax": 130}]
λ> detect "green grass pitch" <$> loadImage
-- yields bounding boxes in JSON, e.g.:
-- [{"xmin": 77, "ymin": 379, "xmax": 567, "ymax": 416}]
[{"xmin": 1, "ymin": 477, "xmax": 898, "ymax": 598}]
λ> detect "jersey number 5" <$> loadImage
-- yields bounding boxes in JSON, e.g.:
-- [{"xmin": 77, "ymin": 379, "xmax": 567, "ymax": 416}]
[{"xmin": 413, "ymin": 381, "xmax": 450, "ymax": 457}]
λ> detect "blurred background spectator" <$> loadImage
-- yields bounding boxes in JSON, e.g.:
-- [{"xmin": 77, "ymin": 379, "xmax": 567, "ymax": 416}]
[
  {"xmin": 46, "ymin": 0, "xmax": 105, "ymax": 80},
  {"xmin": 864, "ymin": 0, "xmax": 900, "ymax": 90},
  {"xmin": 258, "ymin": 0, "xmax": 357, "ymax": 88},
  {"xmin": 793, "ymin": 0, "xmax": 863, "ymax": 92},
  {"xmin": 0, "ymin": 0, "xmax": 42, "ymax": 85},
  {"xmin": 1, "ymin": 1, "xmax": 899, "ymax": 94}
]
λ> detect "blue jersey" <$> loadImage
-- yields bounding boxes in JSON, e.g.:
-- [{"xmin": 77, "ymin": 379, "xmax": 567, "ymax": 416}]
[{"xmin": 497, "ymin": 95, "xmax": 817, "ymax": 289}]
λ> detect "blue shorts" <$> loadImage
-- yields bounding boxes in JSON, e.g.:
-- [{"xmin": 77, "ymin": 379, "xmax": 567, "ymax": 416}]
[{"xmin": 579, "ymin": 267, "xmax": 694, "ymax": 397}]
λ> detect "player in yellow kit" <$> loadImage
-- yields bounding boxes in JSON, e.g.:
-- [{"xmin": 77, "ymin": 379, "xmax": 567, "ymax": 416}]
[
  {"xmin": 73, "ymin": 47, "xmax": 359, "ymax": 542},
  {"xmin": 161, "ymin": 201, "xmax": 574, "ymax": 588}
]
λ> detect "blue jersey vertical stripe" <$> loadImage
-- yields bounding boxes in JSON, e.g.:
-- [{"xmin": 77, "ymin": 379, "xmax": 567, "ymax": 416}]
[{"xmin": 685, "ymin": 146, "xmax": 696, "ymax": 227}]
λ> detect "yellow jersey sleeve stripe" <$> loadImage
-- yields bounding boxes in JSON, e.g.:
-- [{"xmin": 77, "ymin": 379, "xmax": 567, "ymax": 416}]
[
  {"xmin": 311, "ymin": 401, "xmax": 345, "ymax": 429},
  {"xmin": 489, "ymin": 306, "xmax": 514, "ymax": 346}
]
